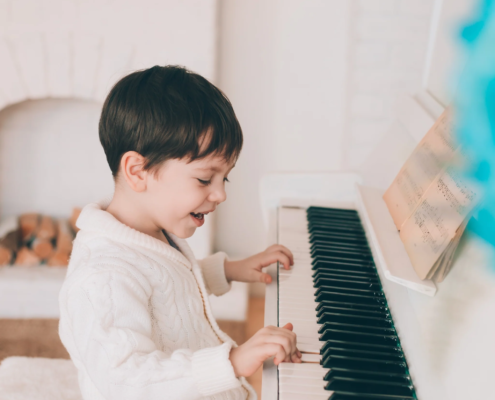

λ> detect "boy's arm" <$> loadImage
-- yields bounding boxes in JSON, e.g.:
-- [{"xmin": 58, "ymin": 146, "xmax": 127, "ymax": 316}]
[
  {"xmin": 197, "ymin": 251, "xmax": 231, "ymax": 296},
  {"xmin": 60, "ymin": 269, "xmax": 240, "ymax": 400}
]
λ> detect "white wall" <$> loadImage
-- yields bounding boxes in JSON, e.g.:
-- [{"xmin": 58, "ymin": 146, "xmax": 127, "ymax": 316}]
[
  {"xmin": 215, "ymin": 0, "xmax": 435, "ymax": 258},
  {"xmin": 216, "ymin": 0, "xmax": 351, "ymax": 258},
  {"xmin": 0, "ymin": 0, "xmax": 219, "ymax": 260},
  {"xmin": 0, "ymin": 0, "xmax": 217, "ymax": 105},
  {"xmin": 346, "ymin": 0, "xmax": 435, "ymax": 169}
]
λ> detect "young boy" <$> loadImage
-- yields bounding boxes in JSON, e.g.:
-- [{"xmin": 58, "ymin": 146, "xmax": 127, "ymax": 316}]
[{"xmin": 59, "ymin": 65, "xmax": 301, "ymax": 400}]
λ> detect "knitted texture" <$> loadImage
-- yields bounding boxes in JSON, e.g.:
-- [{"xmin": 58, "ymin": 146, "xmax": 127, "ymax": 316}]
[{"xmin": 58, "ymin": 203, "xmax": 256, "ymax": 400}]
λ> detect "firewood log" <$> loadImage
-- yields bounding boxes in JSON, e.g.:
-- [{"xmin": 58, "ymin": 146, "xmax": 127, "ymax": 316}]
[
  {"xmin": 36, "ymin": 215, "xmax": 57, "ymax": 240},
  {"xmin": 0, "ymin": 230, "xmax": 21, "ymax": 266},
  {"xmin": 14, "ymin": 247, "xmax": 40, "ymax": 266},
  {"xmin": 69, "ymin": 208, "xmax": 81, "ymax": 234},
  {"xmin": 47, "ymin": 250, "xmax": 70, "ymax": 267},
  {"xmin": 32, "ymin": 238, "xmax": 54, "ymax": 260},
  {"xmin": 0, "ymin": 217, "xmax": 21, "ymax": 266},
  {"xmin": 55, "ymin": 220, "xmax": 73, "ymax": 254},
  {"xmin": 19, "ymin": 213, "xmax": 40, "ymax": 242},
  {"xmin": 47, "ymin": 220, "xmax": 74, "ymax": 267}
]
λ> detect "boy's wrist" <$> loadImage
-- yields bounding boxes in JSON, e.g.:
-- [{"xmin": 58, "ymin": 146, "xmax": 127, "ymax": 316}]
[{"xmin": 224, "ymin": 259, "xmax": 236, "ymax": 282}]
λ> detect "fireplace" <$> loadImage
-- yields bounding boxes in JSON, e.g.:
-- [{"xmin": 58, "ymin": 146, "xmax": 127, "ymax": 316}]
[{"xmin": 0, "ymin": 0, "xmax": 237, "ymax": 320}]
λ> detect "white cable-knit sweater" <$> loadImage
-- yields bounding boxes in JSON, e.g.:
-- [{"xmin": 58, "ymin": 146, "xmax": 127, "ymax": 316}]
[{"xmin": 59, "ymin": 203, "xmax": 256, "ymax": 400}]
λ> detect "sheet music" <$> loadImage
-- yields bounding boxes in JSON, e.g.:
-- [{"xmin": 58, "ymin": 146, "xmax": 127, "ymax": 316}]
[
  {"xmin": 383, "ymin": 109, "xmax": 456, "ymax": 230},
  {"xmin": 399, "ymin": 164, "xmax": 477, "ymax": 279}
]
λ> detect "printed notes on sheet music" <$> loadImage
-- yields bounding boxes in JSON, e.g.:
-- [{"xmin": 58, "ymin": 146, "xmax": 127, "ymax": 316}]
[
  {"xmin": 383, "ymin": 108, "xmax": 478, "ymax": 281},
  {"xmin": 383, "ymin": 109, "xmax": 457, "ymax": 229}
]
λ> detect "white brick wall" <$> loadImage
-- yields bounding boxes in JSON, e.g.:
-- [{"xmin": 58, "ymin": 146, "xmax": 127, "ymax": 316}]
[
  {"xmin": 0, "ymin": 0, "xmax": 217, "ymax": 107},
  {"xmin": 0, "ymin": 0, "xmax": 218, "ymax": 260},
  {"xmin": 345, "ymin": 0, "xmax": 434, "ymax": 169}
]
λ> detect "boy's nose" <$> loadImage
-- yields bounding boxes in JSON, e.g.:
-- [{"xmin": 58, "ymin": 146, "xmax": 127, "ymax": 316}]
[{"xmin": 209, "ymin": 186, "xmax": 227, "ymax": 204}]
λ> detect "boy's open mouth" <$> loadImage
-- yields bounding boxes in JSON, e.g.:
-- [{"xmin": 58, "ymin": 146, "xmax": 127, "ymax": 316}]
[{"xmin": 190, "ymin": 212, "xmax": 204, "ymax": 221}]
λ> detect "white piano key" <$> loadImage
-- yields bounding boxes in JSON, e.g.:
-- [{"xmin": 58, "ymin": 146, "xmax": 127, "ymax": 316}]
[
  {"xmin": 279, "ymin": 319, "xmax": 321, "ymax": 330},
  {"xmin": 279, "ymin": 384, "xmax": 327, "ymax": 395},
  {"xmin": 278, "ymin": 363, "xmax": 328, "ymax": 382},
  {"xmin": 295, "ymin": 342, "xmax": 321, "ymax": 354},
  {"xmin": 294, "ymin": 335, "xmax": 322, "ymax": 345},
  {"xmin": 300, "ymin": 353, "xmax": 322, "ymax": 363},
  {"xmin": 280, "ymin": 377, "xmax": 325, "ymax": 387},
  {"xmin": 279, "ymin": 288, "xmax": 317, "ymax": 296},
  {"xmin": 279, "ymin": 311, "xmax": 317, "ymax": 321},
  {"xmin": 279, "ymin": 362, "xmax": 323, "ymax": 370},
  {"xmin": 280, "ymin": 393, "xmax": 329, "ymax": 400}
]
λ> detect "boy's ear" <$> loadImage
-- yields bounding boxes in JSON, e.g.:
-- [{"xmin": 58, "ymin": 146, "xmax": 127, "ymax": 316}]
[{"xmin": 120, "ymin": 151, "xmax": 148, "ymax": 192}]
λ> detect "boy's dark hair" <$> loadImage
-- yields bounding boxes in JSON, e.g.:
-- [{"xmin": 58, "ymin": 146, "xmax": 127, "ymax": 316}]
[{"xmin": 99, "ymin": 65, "xmax": 243, "ymax": 178}]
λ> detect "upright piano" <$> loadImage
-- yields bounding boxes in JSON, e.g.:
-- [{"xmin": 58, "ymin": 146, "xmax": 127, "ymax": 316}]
[
  {"xmin": 260, "ymin": 2, "xmax": 495, "ymax": 398},
  {"xmin": 260, "ymin": 96, "xmax": 495, "ymax": 400}
]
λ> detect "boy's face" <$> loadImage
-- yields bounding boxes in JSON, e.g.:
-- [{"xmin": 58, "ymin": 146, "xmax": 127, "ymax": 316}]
[{"xmin": 145, "ymin": 154, "xmax": 234, "ymax": 239}]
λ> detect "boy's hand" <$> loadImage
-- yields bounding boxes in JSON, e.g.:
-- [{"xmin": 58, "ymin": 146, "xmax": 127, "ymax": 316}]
[
  {"xmin": 224, "ymin": 244, "xmax": 294, "ymax": 284},
  {"xmin": 229, "ymin": 323, "xmax": 302, "ymax": 377}
]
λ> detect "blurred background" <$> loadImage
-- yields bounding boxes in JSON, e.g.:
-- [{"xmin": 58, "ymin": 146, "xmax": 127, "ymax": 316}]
[{"xmin": 0, "ymin": 0, "xmax": 484, "ymax": 397}]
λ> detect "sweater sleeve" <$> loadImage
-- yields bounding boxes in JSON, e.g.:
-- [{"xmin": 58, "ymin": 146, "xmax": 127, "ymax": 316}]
[
  {"xmin": 197, "ymin": 251, "xmax": 231, "ymax": 296},
  {"xmin": 64, "ymin": 269, "xmax": 240, "ymax": 399}
]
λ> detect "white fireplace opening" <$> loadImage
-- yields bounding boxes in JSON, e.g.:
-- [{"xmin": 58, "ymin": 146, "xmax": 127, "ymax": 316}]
[{"xmin": 0, "ymin": 98, "xmax": 113, "ymax": 220}]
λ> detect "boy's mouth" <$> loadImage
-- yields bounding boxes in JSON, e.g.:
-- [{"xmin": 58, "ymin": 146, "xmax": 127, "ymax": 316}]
[{"xmin": 190, "ymin": 212, "xmax": 205, "ymax": 221}]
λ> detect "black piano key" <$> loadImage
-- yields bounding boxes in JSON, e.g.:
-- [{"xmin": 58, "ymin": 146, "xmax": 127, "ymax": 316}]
[
  {"xmin": 311, "ymin": 245, "xmax": 372, "ymax": 256},
  {"xmin": 321, "ymin": 346, "xmax": 405, "ymax": 362},
  {"xmin": 307, "ymin": 213, "xmax": 361, "ymax": 223},
  {"xmin": 309, "ymin": 227, "xmax": 368, "ymax": 240},
  {"xmin": 316, "ymin": 300, "xmax": 389, "ymax": 313},
  {"xmin": 319, "ymin": 340, "xmax": 402, "ymax": 358},
  {"xmin": 311, "ymin": 239, "xmax": 371, "ymax": 252},
  {"xmin": 313, "ymin": 271, "xmax": 380, "ymax": 284},
  {"xmin": 312, "ymin": 251, "xmax": 374, "ymax": 265},
  {"xmin": 318, "ymin": 321, "xmax": 395, "ymax": 336},
  {"xmin": 307, "ymin": 206, "xmax": 359, "ymax": 217},
  {"xmin": 313, "ymin": 269, "xmax": 379, "ymax": 280},
  {"xmin": 324, "ymin": 368, "xmax": 411, "ymax": 386},
  {"xmin": 308, "ymin": 209, "xmax": 361, "ymax": 217},
  {"xmin": 328, "ymin": 394, "xmax": 414, "ymax": 400},
  {"xmin": 309, "ymin": 225, "xmax": 366, "ymax": 236},
  {"xmin": 321, "ymin": 354, "xmax": 407, "ymax": 375},
  {"xmin": 312, "ymin": 261, "xmax": 377, "ymax": 273},
  {"xmin": 313, "ymin": 254, "xmax": 376, "ymax": 266},
  {"xmin": 315, "ymin": 285, "xmax": 384, "ymax": 299},
  {"xmin": 319, "ymin": 328, "xmax": 399, "ymax": 346},
  {"xmin": 326, "ymin": 377, "xmax": 414, "ymax": 397},
  {"xmin": 314, "ymin": 277, "xmax": 382, "ymax": 291},
  {"xmin": 310, "ymin": 232, "xmax": 369, "ymax": 246},
  {"xmin": 317, "ymin": 311, "xmax": 393, "ymax": 328},
  {"xmin": 315, "ymin": 292, "xmax": 386, "ymax": 307},
  {"xmin": 316, "ymin": 304, "xmax": 390, "ymax": 319}
]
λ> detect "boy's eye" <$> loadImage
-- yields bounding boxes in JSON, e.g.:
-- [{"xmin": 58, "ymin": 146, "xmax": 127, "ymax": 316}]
[
  {"xmin": 197, "ymin": 178, "xmax": 211, "ymax": 186},
  {"xmin": 224, "ymin": 177, "xmax": 230, "ymax": 183}
]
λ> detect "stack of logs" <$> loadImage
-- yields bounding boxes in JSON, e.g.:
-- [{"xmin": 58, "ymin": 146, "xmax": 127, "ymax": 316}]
[{"xmin": 0, "ymin": 208, "xmax": 81, "ymax": 267}]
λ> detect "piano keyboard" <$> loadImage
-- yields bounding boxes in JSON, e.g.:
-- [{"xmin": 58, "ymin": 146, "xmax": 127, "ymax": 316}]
[{"xmin": 277, "ymin": 206, "xmax": 417, "ymax": 400}]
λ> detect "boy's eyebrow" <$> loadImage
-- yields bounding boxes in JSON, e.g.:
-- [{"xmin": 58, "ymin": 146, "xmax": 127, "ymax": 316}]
[
  {"xmin": 196, "ymin": 166, "xmax": 220, "ymax": 172},
  {"xmin": 196, "ymin": 164, "xmax": 236, "ymax": 173}
]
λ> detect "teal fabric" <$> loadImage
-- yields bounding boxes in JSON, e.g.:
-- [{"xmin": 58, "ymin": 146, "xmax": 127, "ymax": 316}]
[{"xmin": 455, "ymin": 0, "xmax": 495, "ymax": 264}]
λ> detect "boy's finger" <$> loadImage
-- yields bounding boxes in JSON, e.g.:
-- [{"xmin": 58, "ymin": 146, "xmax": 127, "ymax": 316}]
[
  {"xmin": 259, "ymin": 252, "xmax": 291, "ymax": 270},
  {"xmin": 260, "ymin": 272, "xmax": 272, "ymax": 284},
  {"xmin": 250, "ymin": 270, "xmax": 272, "ymax": 284},
  {"xmin": 282, "ymin": 322, "xmax": 293, "ymax": 331},
  {"xmin": 267, "ymin": 245, "xmax": 294, "ymax": 265},
  {"xmin": 265, "ymin": 332, "xmax": 294, "ymax": 360},
  {"xmin": 291, "ymin": 352, "xmax": 302, "ymax": 363},
  {"xmin": 277, "ymin": 245, "xmax": 294, "ymax": 265},
  {"xmin": 266, "ymin": 344, "xmax": 287, "ymax": 366}
]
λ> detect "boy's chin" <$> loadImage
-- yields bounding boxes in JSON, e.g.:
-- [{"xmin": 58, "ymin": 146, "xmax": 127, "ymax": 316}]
[{"xmin": 171, "ymin": 226, "xmax": 197, "ymax": 239}]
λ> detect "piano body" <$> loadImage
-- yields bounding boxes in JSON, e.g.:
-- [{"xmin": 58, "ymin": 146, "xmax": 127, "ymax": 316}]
[{"xmin": 260, "ymin": 2, "xmax": 495, "ymax": 399}]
